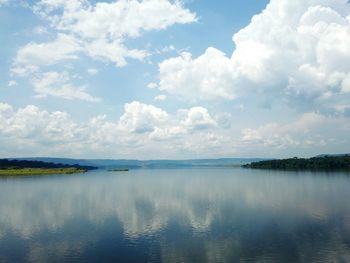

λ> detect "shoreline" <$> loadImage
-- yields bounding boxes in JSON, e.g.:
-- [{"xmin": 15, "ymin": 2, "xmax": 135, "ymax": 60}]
[{"xmin": 0, "ymin": 168, "xmax": 87, "ymax": 177}]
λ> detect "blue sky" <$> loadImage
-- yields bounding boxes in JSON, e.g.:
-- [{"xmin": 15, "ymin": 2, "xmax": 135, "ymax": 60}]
[{"xmin": 1, "ymin": 0, "xmax": 350, "ymax": 159}]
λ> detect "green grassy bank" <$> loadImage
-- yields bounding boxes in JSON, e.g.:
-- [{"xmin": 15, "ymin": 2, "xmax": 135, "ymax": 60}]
[{"xmin": 0, "ymin": 167, "xmax": 87, "ymax": 176}]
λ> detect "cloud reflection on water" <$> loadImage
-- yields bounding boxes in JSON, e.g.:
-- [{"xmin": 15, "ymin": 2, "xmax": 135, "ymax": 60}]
[{"xmin": 0, "ymin": 169, "xmax": 350, "ymax": 262}]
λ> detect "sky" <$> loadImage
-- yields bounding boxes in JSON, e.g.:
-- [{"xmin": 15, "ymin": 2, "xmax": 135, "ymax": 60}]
[{"xmin": 1, "ymin": 0, "xmax": 350, "ymax": 159}]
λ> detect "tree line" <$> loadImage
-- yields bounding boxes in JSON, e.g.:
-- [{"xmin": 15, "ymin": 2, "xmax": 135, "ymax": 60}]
[
  {"xmin": 243, "ymin": 155, "xmax": 350, "ymax": 170},
  {"xmin": 0, "ymin": 159, "xmax": 97, "ymax": 170}
]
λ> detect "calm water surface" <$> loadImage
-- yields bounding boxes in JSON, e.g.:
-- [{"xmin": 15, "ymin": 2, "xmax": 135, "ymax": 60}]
[{"xmin": 0, "ymin": 168, "xmax": 350, "ymax": 263}]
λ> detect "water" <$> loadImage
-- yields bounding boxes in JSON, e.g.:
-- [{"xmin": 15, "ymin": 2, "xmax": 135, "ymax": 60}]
[{"xmin": 0, "ymin": 168, "xmax": 350, "ymax": 263}]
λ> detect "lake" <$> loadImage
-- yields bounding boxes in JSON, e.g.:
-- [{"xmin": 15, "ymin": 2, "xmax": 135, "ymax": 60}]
[{"xmin": 0, "ymin": 168, "xmax": 350, "ymax": 262}]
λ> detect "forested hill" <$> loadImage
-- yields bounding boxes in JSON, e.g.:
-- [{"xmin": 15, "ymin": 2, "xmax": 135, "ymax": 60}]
[
  {"xmin": 0, "ymin": 159, "xmax": 97, "ymax": 170},
  {"xmin": 243, "ymin": 155, "xmax": 350, "ymax": 170}
]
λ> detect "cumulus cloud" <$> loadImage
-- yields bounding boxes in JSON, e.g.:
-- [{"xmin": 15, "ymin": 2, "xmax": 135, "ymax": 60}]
[
  {"xmin": 0, "ymin": 102, "xmax": 228, "ymax": 158},
  {"xmin": 0, "ymin": 103, "xmax": 78, "ymax": 150},
  {"xmin": 34, "ymin": 0, "xmax": 197, "ymax": 38},
  {"xmin": 12, "ymin": 0, "xmax": 196, "ymax": 101},
  {"xmin": 30, "ymin": 0, "xmax": 197, "ymax": 67},
  {"xmin": 240, "ymin": 112, "xmax": 350, "ymax": 155},
  {"xmin": 118, "ymin": 101, "xmax": 168, "ymax": 133},
  {"xmin": 148, "ymin": 107, "xmax": 226, "ymax": 155},
  {"xmin": 158, "ymin": 48, "xmax": 235, "ymax": 101},
  {"xmin": 149, "ymin": 126, "xmax": 185, "ymax": 141},
  {"xmin": 156, "ymin": 0, "xmax": 350, "ymax": 114},
  {"xmin": 32, "ymin": 71, "xmax": 100, "ymax": 102},
  {"xmin": 0, "ymin": 102, "xmax": 126, "ymax": 157},
  {"xmin": 2, "ymin": 101, "xmax": 350, "ymax": 158},
  {"xmin": 181, "ymin": 107, "xmax": 217, "ymax": 130},
  {"xmin": 33, "ymin": 26, "xmax": 48, "ymax": 35},
  {"xmin": 12, "ymin": 34, "xmax": 81, "ymax": 76},
  {"xmin": 148, "ymin": 106, "xmax": 217, "ymax": 141},
  {"xmin": 7, "ymin": 80, "xmax": 17, "ymax": 87},
  {"xmin": 84, "ymin": 39, "xmax": 148, "ymax": 67},
  {"xmin": 147, "ymin": 82, "xmax": 158, "ymax": 89},
  {"xmin": 87, "ymin": 68, "xmax": 98, "ymax": 76},
  {"xmin": 154, "ymin": 94, "xmax": 167, "ymax": 101}
]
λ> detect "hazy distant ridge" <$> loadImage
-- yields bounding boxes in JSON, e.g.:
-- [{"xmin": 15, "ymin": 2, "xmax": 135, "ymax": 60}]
[{"xmin": 11, "ymin": 157, "xmax": 265, "ymax": 169}]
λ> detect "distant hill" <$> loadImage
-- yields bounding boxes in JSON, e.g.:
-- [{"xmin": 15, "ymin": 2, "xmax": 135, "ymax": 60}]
[
  {"xmin": 243, "ymin": 155, "xmax": 350, "ymax": 171},
  {"xmin": 11, "ymin": 157, "xmax": 266, "ymax": 169}
]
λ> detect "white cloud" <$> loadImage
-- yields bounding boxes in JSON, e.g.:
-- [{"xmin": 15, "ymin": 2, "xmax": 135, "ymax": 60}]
[
  {"xmin": 87, "ymin": 68, "xmax": 98, "ymax": 76},
  {"xmin": 33, "ymin": 26, "xmax": 48, "ymax": 35},
  {"xmin": 31, "ymin": 0, "xmax": 197, "ymax": 67},
  {"xmin": 84, "ymin": 39, "xmax": 147, "ymax": 67},
  {"xmin": 154, "ymin": 94, "xmax": 167, "ymax": 101},
  {"xmin": 12, "ymin": 34, "xmax": 81, "ymax": 76},
  {"xmin": 161, "ymin": 45, "xmax": 176, "ymax": 53},
  {"xmin": 147, "ymin": 82, "xmax": 158, "ymax": 89},
  {"xmin": 240, "ymin": 112, "xmax": 349, "ymax": 152},
  {"xmin": 149, "ymin": 126, "xmax": 185, "ymax": 141},
  {"xmin": 181, "ymin": 132, "xmax": 230, "ymax": 154},
  {"xmin": 32, "ymin": 71, "xmax": 100, "ymax": 102},
  {"xmin": 118, "ymin": 101, "xmax": 168, "ymax": 133},
  {"xmin": 181, "ymin": 107, "xmax": 217, "ymax": 130},
  {"xmin": 1, "ymin": 101, "xmax": 349, "ymax": 158},
  {"xmin": 158, "ymin": 49, "xmax": 235, "ymax": 101},
  {"xmin": 156, "ymin": 0, "xmax": 350, "ymax": 113},
  {"xmin": 34, "ymin": 0, "xmax": 197, "ymax": 39},
  {"xmin": 8, "ymin": 80, "xmax": 17, "ymax": 87},
  {"xmin": 147, "ymin": 106, "xmax": 218, "ymax": 142},
  {"xmin": 149, "ymin": 106, "xmax": 219, "ymax": 146},
  {"xmin": 0, "ymin": 102, "xmax": 13, "ymax": 116},
  {"xmin": 0, "ymin": 102, "xmax": 120, "ymax": 157},
  {"xmin": 153, "ymin": 45, "xmax": 178, "ymax": 55},
  {"xmin": 0, "ymin": 103, "xmax": 77, "ymax": 144},
  {"xmin": 0, "ymin": 102, "xmax": 230, "ymax": 158},
  {"xmin": 12, "ymin": 0, "xmax": 196, "ymax": 102}
]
